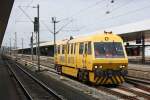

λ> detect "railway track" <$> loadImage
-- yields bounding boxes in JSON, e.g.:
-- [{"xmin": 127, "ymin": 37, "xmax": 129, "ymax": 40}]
[
  {"xmin": 118, "ymin": 85, "xmax": 150, "ymax": 99},
  {"xmin": 5, "ymin": 59, "xmax": 63, "ymax": 100},
  {"xmin": 96, "ymin": 86, "xmax": 139, "ymax": 100},
  {"xmin": 126, "ymin": 76, "xmax": 150, "ymax": 85},
  {"xmin": 95, "ymin": 76, "xmax": 150, "ymax": 100},
  {"xmin": 96, "ymin": 82, "xmax": 150, "ymax": 100},
  {"xmin": 126, "ymin": 76, "xmax": 150, "ymax": 93},
  {"xmin": 9, "ymin": 56, "xmax": 150, "ymax": 100}
]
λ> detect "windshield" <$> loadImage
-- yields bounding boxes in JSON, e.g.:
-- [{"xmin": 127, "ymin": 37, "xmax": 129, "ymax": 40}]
[{"xmin": 94, "ymin": 42, "xmax": 124, "ymax": 58}]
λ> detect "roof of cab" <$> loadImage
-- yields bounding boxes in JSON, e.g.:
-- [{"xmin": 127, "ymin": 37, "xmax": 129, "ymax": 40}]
[{"xmin": 68, "ymin": 32, "xmax": 123, "ymax": 43}]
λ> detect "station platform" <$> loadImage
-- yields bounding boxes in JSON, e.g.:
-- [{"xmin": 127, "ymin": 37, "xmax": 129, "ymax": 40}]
[
  {"xmin": 128, "ymin": 56, "xmax": 150, "ymax": 64},
  {"xmin": 128, "ymin": 63, "xmax": 150, "ymax": 80},
  {"xmin": 0, "ymin": 56, "xmax": 20, "ymax": 100},
  {"xmin": 128, "ymin": 63, "xmax": 150, "ymax": 71}
]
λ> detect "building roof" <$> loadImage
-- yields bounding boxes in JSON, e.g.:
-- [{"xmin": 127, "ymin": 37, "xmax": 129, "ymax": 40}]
[
  {"xmin": 97, "ymin": 19, "xmax": 150, "ymax": 41},
  {"xmin": 0, "ymin": 0, "xmax": 14, "ymax": 46}
]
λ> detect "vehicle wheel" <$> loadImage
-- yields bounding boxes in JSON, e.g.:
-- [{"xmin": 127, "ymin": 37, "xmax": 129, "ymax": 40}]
[
  {"xmin": 82, "ymin": 71, "xmax": 89, "ymax": 83},
  {"xmin": 78, "ymin": 70, "xmax": 82, "ymax": 81},
  {"xmin": 54, "ymin": 64, "xmax": 57, "ymax": 70},
  {"xmin": 78, "ymin": 70, "xmax": 89, "ymax": 83},
  {"xmin": 56, "ymin": 65, "xmax": 60, "ymax": 73},
  {"xmin": 57, "ymin": 66, "xmax": 62, "ymax": 74}
]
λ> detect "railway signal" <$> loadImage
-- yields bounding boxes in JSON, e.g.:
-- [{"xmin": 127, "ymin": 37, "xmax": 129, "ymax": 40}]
[{"xmin": 34, "ymin": 17, "xmax": 39, "ymax": 32}]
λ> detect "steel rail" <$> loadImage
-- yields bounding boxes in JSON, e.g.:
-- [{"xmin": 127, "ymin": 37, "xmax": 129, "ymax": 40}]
[
  {"xmin": 8, "ymin": 55, "xmax": 150, "ymax": 100},
  {"xmin": 6, "ymin": 61, "xmax": 33, "ymax": 100},
  {"xmin": 14, "ymin": 62, "xmax": 64, "ymax": 100},
  {"xmin": 118, "ymin": 86, "xmax": 150, "ymax": 99},
  {"xmin": 96, "ymin": 86, "xmax": 139, "ymax": 100},
  {"xmin": 126, "ymin": 80, "xmax": 150, "ymax": 93},
  {"xmin": 126, "ymin": 76, "xmax": 150, "ymax": 85}
]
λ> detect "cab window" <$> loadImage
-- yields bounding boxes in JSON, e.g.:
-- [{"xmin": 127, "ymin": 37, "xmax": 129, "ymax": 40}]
[
  {"xmin": 57, "ymin": 45, "xmax": 60, "ymax": 54},
  {"xmin": 71, "ymin": 44, "xmax": 73, "ymax": 54},
  {"xmin": 74, "ymin": 43, "xmax": 76, "ymax": 54},
  {"xmin": 62, "ymin": 45, "xmax": 65, "ymax": 54},
  {"xmin": 94, "ymin": 42, "xmax": 124, "ymax": 58},
  {"xmin": 85, "ymin": 43, "xmax": 87, "ymax": 54},
  {"xmin": 88, "ymin": 42, "xmax": 91, "ymax": 54},
  {"xmin": 69, "ymin": 44, "xmax": 71, "ymax": 54},
  {"xmin": 67, "ymin": 44, "xmax": 69, "ymax": 54},
  {"xmin": 79, "ymin": 43, "xmax": 84, "ymax": 54}
]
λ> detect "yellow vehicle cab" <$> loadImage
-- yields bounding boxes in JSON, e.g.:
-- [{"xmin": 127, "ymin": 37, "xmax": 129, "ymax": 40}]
[{"xmin": 55, "ymin": 32, "xmax": 128, "ymax": 85}]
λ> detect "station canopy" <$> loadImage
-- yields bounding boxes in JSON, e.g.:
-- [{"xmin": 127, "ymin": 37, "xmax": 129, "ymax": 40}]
[
  {"xmin": 97, "ymin": 19, "xmax": 150, "ymax": 42},
  {"xmin": 0, "ymin": 0, "xmax": 14, "ymax": 46}
]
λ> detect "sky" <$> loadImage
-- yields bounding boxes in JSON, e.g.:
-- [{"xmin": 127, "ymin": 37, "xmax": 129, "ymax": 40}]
[{"xmin": 2, "ymin": 0, "xmax": 150, "ymax": 48}]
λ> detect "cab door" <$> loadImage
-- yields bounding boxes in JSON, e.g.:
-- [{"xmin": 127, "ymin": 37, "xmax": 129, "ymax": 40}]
[
  {"xmin": 83, "ymin": 43, "xmax": 87, "ymax": 69},
  {"xmin": 77, "ymin": 42, "xmax": 84, "ymax": 69},
  {"xmin": 84, "ymin": 42, "xmax": 92, "ymax": 70}
]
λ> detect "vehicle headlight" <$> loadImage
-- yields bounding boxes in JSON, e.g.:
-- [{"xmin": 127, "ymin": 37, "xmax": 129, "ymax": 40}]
[
  {"xmin": 94, "ymin": 65, "xmax": 103, "ymax": 69},
  {"xmin": 122, "ymin": 65, "xmax": 125, "ymax": 68},
  {"xmin": 99, "ymin": 66, "xmax": 103, "ymax": 68},
  {"xmin": 120, "ymin": 65, "xmax": 126, "ymax": 68},
  {"xmin": 95, "ymin": 65, "xmax": 98, "ymax": 69}
]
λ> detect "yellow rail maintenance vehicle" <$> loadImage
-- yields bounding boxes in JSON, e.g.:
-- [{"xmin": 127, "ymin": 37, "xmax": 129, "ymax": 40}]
[{"xmin": 55, "ymin": 32, "xmax": 128, "ymax": 85}]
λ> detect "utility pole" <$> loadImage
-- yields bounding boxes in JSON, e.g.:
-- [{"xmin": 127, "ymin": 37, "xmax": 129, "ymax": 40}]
[
  {"xmin": 22, "ymin": 38, "xmax": 24, "ymax": 57},
  {"xmin": 37, "ymin": 4, "xmax": 40, "ymax": 71},
  {"xmin": 52, "ymin": 17, "xmax": 59, "ymax": 66},
  {"xmin": 14, "ymin": 32, "xmax": 17, "ymax": 59},
  {"xmin": 6, "ymin": 43, "xmax": 7, "ymax": 54},
  {"xmin": 34, "ymin": 4, "xmax": 40, "ymax": 71},
  {"xmin": 31, "ymin": 32, "xmax": 33, "ymax": 61},
  {"xmin": 10, "ymin": 38, "xmax": 11, "ymax": 55}
]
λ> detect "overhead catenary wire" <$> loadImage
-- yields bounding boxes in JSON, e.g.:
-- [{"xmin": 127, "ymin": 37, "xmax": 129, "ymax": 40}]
[
  {"xmin": 62, "ymin": 0, "xmax": 105, "ymax": 21},
  {"xmin": 41, "ymin": 21, "xmax": 53, "ymax": 34},
  {"xmin": 10, "ymin": 0, "xmax": 150, "ymax": 48},
  {"xmin": 64, "ymin": 0, "xmax": 135, "ymax": 24},
  {"xmin": 55, "ymin": 19, "xmax": 74, "ymax": 34},
  {"xmin": 15, "ymin": 0, "xmax": 34, "ymax": 18},
  {"xmin": 18, "ymin": 6, "xmax": 34, "ymax": 23},
  {"xmin": 13, "ymin": 0, "xmax": 110, "ymax": 43},
  {"xmin": 107, "ymin": 0, "xmax": 135, "ymax": 14},
  {"xmin": 103, "ymin": 3, "xmax": 150, "ymax": 23},
  {"xmin": 86, "ymin": 3, "xmax": 150, "ymax": 31},
  {"xmin": 60, "ymin": 0, "xmax": 134, "ymax": 32}
]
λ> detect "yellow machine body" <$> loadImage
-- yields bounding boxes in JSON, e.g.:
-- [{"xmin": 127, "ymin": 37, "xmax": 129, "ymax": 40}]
[{"xmin": 55, "ymin": 32, "xmax": 128, "ymax": 85}]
